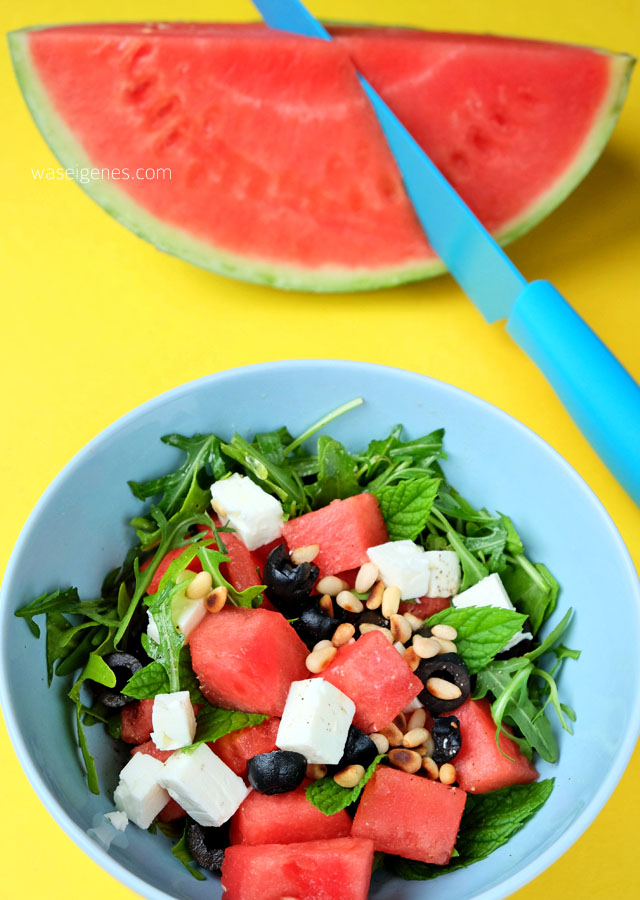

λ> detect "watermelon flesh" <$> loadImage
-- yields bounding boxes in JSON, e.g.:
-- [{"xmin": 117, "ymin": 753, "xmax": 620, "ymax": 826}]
[
  {"xmin": 221, "ymin": 837, "xmax": 374, "ymax": 900},
  {"xmin": 209, "ymin": 716, "xmax": 281, "ymax": 778},
  {"xmin": 351, "ymin": 766, "xmax": 466, "ymax": 865},
  {"xmin": 120, "ymin": 698, "xmax": 154, "ymax": 744},
  {"xmin": 229, "ymin": 787, "xmax": 352, "ymax": 845},
  {"xmin": 9, "ymin": 23, "xmax": 633, "ymax": 292}
]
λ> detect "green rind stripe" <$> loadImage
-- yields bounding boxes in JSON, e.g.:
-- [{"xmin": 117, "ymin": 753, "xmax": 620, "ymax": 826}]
[{"xmin": 8, "ymin": 28, "xmax": 634, "ymax": 293}]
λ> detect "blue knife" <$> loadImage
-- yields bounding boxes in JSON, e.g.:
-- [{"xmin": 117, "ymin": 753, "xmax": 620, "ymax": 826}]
[{"xmin": 252, "ymin": 0, "xmax": 640, "ymax": 506}]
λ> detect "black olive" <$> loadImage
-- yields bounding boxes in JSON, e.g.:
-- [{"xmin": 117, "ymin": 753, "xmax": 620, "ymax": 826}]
[
  {"xmin": 415, "ymin": 653, "xmax": 471, "ymax": 714},
  {"xmin": 495, "ymin": 637, "xmax": 537, "ymax": 660},
  {"xmin": 94, "ymin": 652, "xmax": 143, "ymax": 708},
  {"xmin": 293, "ymin": 605, "xmax": 341, "ymax": 649},
  {"xmin": 431, "ymin": 716, "xmax": 462, "ymax": 765},
  {"xmin": 355, "ymin": 609, "xmax": 388, "ymax": 631},
  {"xmin": 247, "ymin": 750, "xmax": 307, "ymax": 794},
  {"xmin": 335, "ymin": 725, "xmax": 378, "ymax": 770},
  {"xmin": 185, "ymin": 817, "xmax": 229, "ymax": 872},
  {"xmin": 263, "ymin": 544, "xmax": 319, "ymax": 617}
]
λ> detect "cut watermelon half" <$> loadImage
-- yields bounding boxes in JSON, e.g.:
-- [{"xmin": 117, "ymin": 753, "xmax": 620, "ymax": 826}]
[{"xmin": 8, "ymin": 22, "xmax": 633, "ymax": 292}]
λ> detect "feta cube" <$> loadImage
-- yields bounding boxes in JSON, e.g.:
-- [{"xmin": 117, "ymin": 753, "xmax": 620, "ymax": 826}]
[
  {"xmin": 424, "ymin": 550, "xmax": 461, "ymax": 598},
  {"xmin": 366, "ymin": 540, "xmax": 430, "ymax": 600},
  {"xmin": 159, "ymin": 743, "xmax": 250, "ymax": 827},
  {"xmin": 210, "ymin": 473, "xmax": 284, "ymax": 551},
  {"xmin": 113, "ymin": 753, "xmax": 169, "ymax": 830},
  {"xmin": 452, "ymin": 573, "xmax": 532, "ymax": 652},
  {"xmin": 151, "ymin": 691, "xmax": 196, "ymax": 751},
  {"xmin": 276, "ymin": 679, "xmax": 355, "ymax": 764},
  {"xmin": 104, "ymin": 810, "xmax": 129, "ymax": 832}
]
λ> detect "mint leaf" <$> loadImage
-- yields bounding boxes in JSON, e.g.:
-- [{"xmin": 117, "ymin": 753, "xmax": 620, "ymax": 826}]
[
  {"xmin": 375, "ymin": 476, "xmax": 440, "ymax": 541},
  {"xmin": 392, "ymin": 779, "xmax": 554, "ymax": 880},
  {"xmin": 122, "ymin": 661, "xmax": 167, "ymax": 699},
  {"xmin": 308, "ymin": 436, "xmax": 359, "ymax": 507},
  {"xmin": 424, "ymin": 606, "xmax": 527, "ymax": 674},
  {"xmin": 305, "ymin": 754, "xmax": 385, "ymax": 816},
  {"xmin": 194, "ymin": 706, "xmax": 267, "ymax": 744}
]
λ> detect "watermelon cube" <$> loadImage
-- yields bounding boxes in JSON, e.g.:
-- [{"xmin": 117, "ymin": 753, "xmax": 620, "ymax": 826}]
[
  {"xmin": 209, "ymin": 717, "xmax": 280, "ymax": 778},
  {"xmin": 443, "ymin": 698, "xmax": 538, "ymax": 793},
  {"xmin": 189, "ymin": 607, "xmax": 309, "ymax": 716},
  {"xmin": 282, "ymin": 493, "xmax": 388, "ymax": 578},
  {"xmin": 221, "ymin": 836, "xmax": 374, "ymax": 900},
  {"xmin": 352, "ymin": 767, "xmax": 466, "ymax": 864},
  {"xmin": 399, "ymin": 595, "xmax": 451, "ymax": 619},
  {"xmin": 141, "ymin": 547, "xmax": 202, "ymax": 595},
  {"xmin": 121, "ymin": 699, "xmax": 154, "ymax": 744},
  {"xmin": 229, "ymin": 787, "xmax": 352, "ymax": 845},
  {"xmin": 321, "ymin": 630, "xmax": 422, "ymax": 732}
]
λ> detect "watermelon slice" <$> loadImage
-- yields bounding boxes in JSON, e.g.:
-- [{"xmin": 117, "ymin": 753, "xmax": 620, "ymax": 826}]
[
  {"xmin": 229, "ymin": 787, "xmax": 352, "ymax": 845},
  {"xmin": 120, "ymin": 698, "xmax": 154, "ymax": 744},
  {"xmin": 9, "ymin": 23, "xmax": 633, "ymax": 292},
  {"xmin": 209, "ymin": 717, "xmax": 281, "ymax": 778}
]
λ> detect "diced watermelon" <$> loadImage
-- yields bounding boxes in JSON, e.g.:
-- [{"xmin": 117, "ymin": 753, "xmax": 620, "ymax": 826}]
[
  {"xmin": 131, "ymin": 740, "xmax": 186, "ymax": 821},
  {"xmin": 352, "ymin": 766, "xmax": 466, "ymax": 864},
  {"xmin": 221, "ymin": 836, "xmax": 374, "ymax": 900},
  {"xmin": 157, "ymin": 798, "xmax": 187, "ymax": 822},
  {"xmin": 321, "ymin": 631, "xmax": 422, "ymax": 732},
  {"xmin": 399, "ymin": 596, "xmax": 451, "ymax": 619},
  {"xmin": 140, "ymin": 547, "xmax": 202, "ymax": 595},
  {"xmin": 282, "ymin": 494, "xmax": 388, "ymax": 578},
  {"xmin": 120, "ymin": 699, "xmax": 154, "ymax": 744},
  {"xmin": 199, "ymin": 522, "xmax": 263, "ymax": 592},
  {"xmin": 442, "ymin": 698, "xmax": 538, "ymax": 793},
  {"xmin": 209, "ymin": 717, "xmax": 280, "ymax": 778},
  {"xmin": 229, "ymin": 787, "xmax": 352, "ymax": 845},
  {"xmin": 189, "ymin": 607, "xmax": 309, "ymax": 716},
  {"xmin": 130, "ymin": 738, "xmax": 173, "ymax": 763}
]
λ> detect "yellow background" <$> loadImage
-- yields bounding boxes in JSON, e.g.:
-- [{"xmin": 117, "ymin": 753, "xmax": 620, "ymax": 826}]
[{"xmin": 1, "ymin": 0, "xmax": 638, "ymax": 897}]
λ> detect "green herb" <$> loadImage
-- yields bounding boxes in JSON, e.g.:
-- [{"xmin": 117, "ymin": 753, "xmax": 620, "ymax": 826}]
[
  {"xmin": 193, "ymin": 705, "xmax": 268, "ymax": 744},
  {"xmin": 374, "ymin": 476, "xmax": 440, "ymax": 541},
  {"xmin": 221, "ymin": 433, "xmax": 307, "ymax": 516},
  {"xmin": 392, "ymin": 779, "xmax": 554, "ymax": 880},
  {"xmin": 68, "ymin": 651, "xmax": 117, "ymax": 794},
  {"xmin": 196, "ymin": 546, "xmax": 265, "ymax": 608},
  {"xmin": 424, "ymin": 606, "xmax": 527, "ymax": 674},
  {"xmin": 501, "ymin": 556, "xmax": 559, "ymax": 634},
  {"xmin": 170, "ymin": 822, "xmax": 206, "ymax": 881},
  {"xmin": 305, "ymin": 754, "xmax": 384, "ymax": 816},
  {"xmin": 307, "ymin": 436, "xmax": 359, "ymax": 507}
]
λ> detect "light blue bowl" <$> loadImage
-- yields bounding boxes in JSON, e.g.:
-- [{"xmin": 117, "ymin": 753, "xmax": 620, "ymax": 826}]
[{"xmin": 2, "ymin": 360, "xmax": 639, "ymax": 900}]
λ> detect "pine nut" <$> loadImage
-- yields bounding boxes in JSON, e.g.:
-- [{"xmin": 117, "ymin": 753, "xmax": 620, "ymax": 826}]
[
  {"xmin": 403, "ymin": 727, "xmax": 430, "ymax": 748},
  {"xmin": 381, "ymin": 585, "xmax": 401, "ymax": 619},
  {"xmin": 306, "ymin": 764, "xmax": 327, "ymax": 781},
  {"xmin": 205, "ymin": 585, "xmax": 228, "ymax": 613},
  {"xmin": 319, "ymin": 594, "xmax": 334, "ymax": 616},
  {"xmin": 390, "ymin": 614, "xmax": 412, "ymax": 644},
  {"xmin": 337, "ymin": 590, "xmax": 364, "ymax": 614},
  {"xmin": 415, "ymin": 743, "xmax": 429, "ymax": 757},
  {"xmin": 439, "ymin": 763, "xmax": 457, "ymax": 785},
  {"xmin": 305, "ymin": 645, "xmax": 338, "ymax": 673},
  {"xmin": 316, "ymin": 576, "xmax": 348, "ymax": 596},
  {"xmin": 334, "ymin": 764, "xmax": 365, "ymax": 788},
  {"xmin": 435, "ymin": 638, "xmax": 458, "ymax": 655},
  {"xmin": 291, "ymin": 544, "xmax": 320, "ymax": 565},
  {"xmin": 332, "ymin": 622, "xmax": 355, "ymax": 647},
  {"xmin": 422, "ymin": 757, "xmax": 439, "ymax": 780},
  {"xmin": 403, "ymin": 612, "xmax": 424, "ymax": 632},
  {"xmin": 393, "ymin": 712, "xmax": 407, "ymax": 733},
  {"xmin": 407, "ymin": 708, "xmax": 427, "ymax": 731},
  {"xmin": 431, "ymin": 623, "xmax": 458, "ymax": 641},
  {"xmin": 413, "ymin": 635, "xmax": 441, "ymax": 659},
  {"xmin": 379, "ymin": 722, "xmax": 404, "ymax": 747},
  {"xmin": 355, "ymin": 562, "xmax": 379, "ymax": 594},
  {"xmin": 403, "ymin": 647, "xmax": 421, "ymax": 672},
  {"xmin": 185, "ymin": 571, "xmax": 213, "ymax": 599},
  {"xmin": 369, "ymin": 732, "xmax": 389, "ymax": 754},
  {"xmin": 426, "ymin": 677, "xmax": 462, "ymax": 700},
  {"xmin": 388, "ymin": 748, "xmax": 422, "ymax": 774},
  {"xmin": 359, "ymin": 623, "xmax": 393, "ymax": 642},
  {"xmin": 313, "ymin": 639, "xmax": 333, "ymax": 652},
  {"xmin": 365, "ymin": 581, "xmax": 384, "ymax": 610}
]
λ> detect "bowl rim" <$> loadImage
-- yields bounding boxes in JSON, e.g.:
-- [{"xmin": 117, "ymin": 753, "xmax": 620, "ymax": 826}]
[{"xmin": 1, "ymin": 358, "xmax": 639, "ymax": 900}]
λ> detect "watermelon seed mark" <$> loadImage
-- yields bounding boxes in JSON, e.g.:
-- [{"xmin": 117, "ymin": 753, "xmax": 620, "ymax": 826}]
[
  {"xmin": 467, "ymin": 127, "xmax": 493, "ymax": 153},
  {"xmin": 149, "ymin": 95, "xmax": 182, "ymax": 127},
  {"xmin": 449, "ymin": 150, "xmax": 470, "ymax": 173},
  {"xmin": 124, "ymin": 79, "xmax": 156, "ymax": 105},
  {"xmin": 155, "ymin": 126, "xmax": 185, "ymax": 153},
  {"xmin": 516, "ymin": 88, "xmax": 541, "ymax": 107},
  {"xmin": 128, "ymin": 43, "xmax": 154, "ymax": 76}
]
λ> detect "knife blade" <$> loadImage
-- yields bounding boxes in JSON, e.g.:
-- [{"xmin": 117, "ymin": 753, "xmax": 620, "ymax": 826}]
[{"xmin": 252, "ymin": 0, "xmax": 640, "ymax": 506}]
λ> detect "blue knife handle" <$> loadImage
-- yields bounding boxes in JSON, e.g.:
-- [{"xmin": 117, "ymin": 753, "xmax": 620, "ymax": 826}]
[{"xmin": 507, "ymin": 281, "xmax": 640, "ymax": 504}]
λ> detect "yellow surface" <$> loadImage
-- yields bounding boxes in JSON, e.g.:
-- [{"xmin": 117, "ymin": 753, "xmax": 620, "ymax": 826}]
[{"xmin": 1, "ymin": 0, "xmax": 639, "ymax": 898}]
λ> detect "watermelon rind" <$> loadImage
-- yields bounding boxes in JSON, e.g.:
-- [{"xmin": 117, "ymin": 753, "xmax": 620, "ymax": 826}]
[{"xmin": 7, "ymin": 26, "xmax": 635, "ymax": 293}]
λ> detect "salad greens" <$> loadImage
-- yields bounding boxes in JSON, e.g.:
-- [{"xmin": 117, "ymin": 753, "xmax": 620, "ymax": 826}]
[{"xmin": 14, "ymin": 399, "xmax": 578, "ymax": 882}]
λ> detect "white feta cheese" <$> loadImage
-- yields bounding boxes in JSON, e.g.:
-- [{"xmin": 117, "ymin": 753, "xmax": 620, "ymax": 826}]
[
  {"xmin": 104, "ymin": 810, "xmax": 129, "ymax": 832},
  {"xmin": 147, "ymin": 592, "xmax": 206, "ymax": 645},
  {"xmin": 424, "ymin": 550, "xmax": 461, "ymax": 598},
  {"xmin": 403, "ymin": 697, "xmax": 424, "ymax": 713},
  {"xmin": 276, "ymin": 679, "xmax": 355, "ymax": 764},
  {"xmin": 210, "ymin": 473, "xmax": 284, "ymax": 551},
  {"xmin": 159, "ymin": 743, "xmax": 250, "ymax": 827},
  {"xmin": 366, "ymin": 540, "xmax": 430, "ymax": 600},
  {"xmin": 452, "ymin": 573, "xmax": 532, "ymax": 652},
  {"xmin": 113, "ymin": 753, "xmax": 169, "ymax": 830},
  {"xmin": 151, "ymin": 691, "xmax": 197, "ymax": 751}
]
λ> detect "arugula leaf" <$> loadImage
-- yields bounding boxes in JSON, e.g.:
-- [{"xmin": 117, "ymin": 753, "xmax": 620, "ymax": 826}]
[
  {"xmin": 196, "ymin": 546, "xmax": 265, "ymax": 609},
  {"xmin": 424, "ymin": 607, "xmax": 527, "ymax": 675},
  {"xmin": 305, "ymin": 754, "xmax": 385, "ymax": 816},
  {"xmin": 501, "ymin": 556, "xmax": 559, "ymax": 635},
  {"xmin": 194, "ymin": 706, "xmax": 268, "ymax": 744},
  {"xmin": 442, "ymin": 526, "xmax": 489, "ymax": 590},
  {"xmin": 307, "ymin": 436, "xmax": 359, "ymax": 507},
  {"xmin": 392, "ymin": 780, "xmax": 554, "ymax": 880},
  {"xmin": 282, "ymin": 397, "xmax": 364, "ymax": 457},
  {"xmin": 146, "ymin": 583, "xmax": 188, "ymax": 694},
  {"xmin": 375, "ymin": 476, "xmax": 440, "ymax": 541},
  {"xmin": 465, "ymin": 518, "xmax": 509, "ymax": 573},
  {"xmin": 68, "ymin": 652, "xmax": 117, "ymax": 794},
  {"xmin": 255, "ymin": 426, "xmax": 293, "ymax": 465},
  {"xmin": 221, "ymin": 433, "xmax": 307, "ymax": 516},
  {"xmin": 171, "ymin": 822, "xmax": 206, "ymax": 881},
  {"xmin": 15, "ymin": 588, "xmax": 117, "ymax": 637}
]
